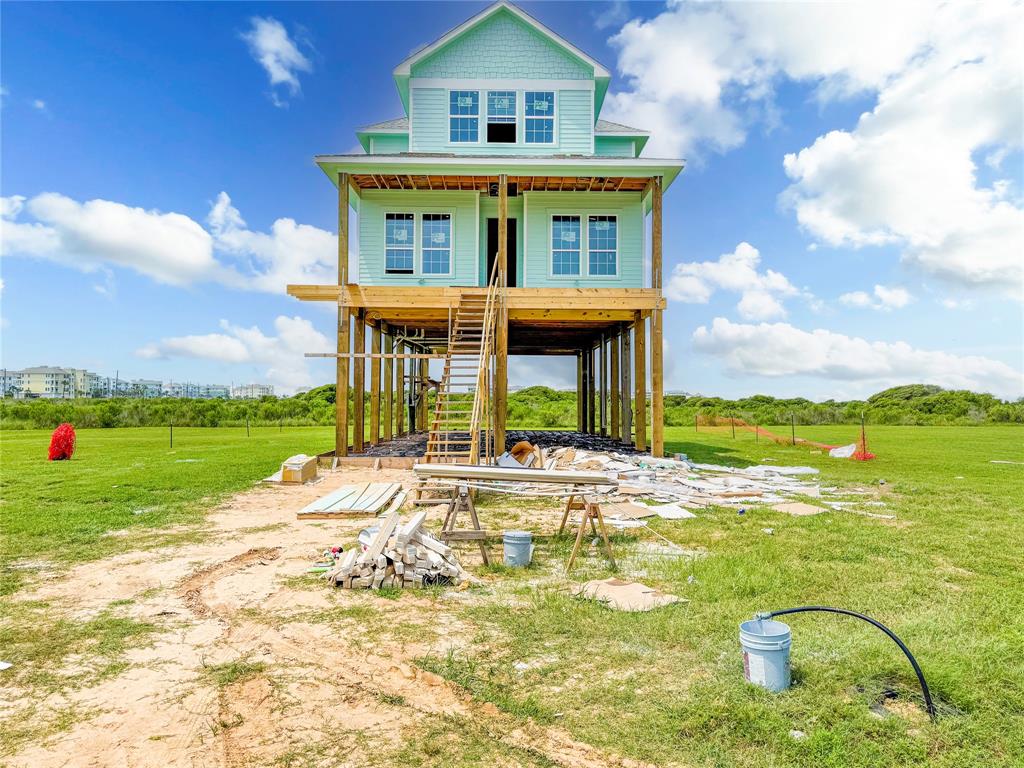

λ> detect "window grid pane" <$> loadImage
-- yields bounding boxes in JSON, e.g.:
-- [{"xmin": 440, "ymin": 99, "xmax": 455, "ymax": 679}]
[
  {"xmin": 385, "ymin": 213, "xmax": 414, "ymax": 273},
  {"xmin": 525, "ymin": 91, "xmax": 554, "ymax": 144},
  {"xmin": 487, "ymin": 91, "xmax": 516, "ymax": 123},
  {"xmin": 421, "ymin": 214, "xmax": 451, "ymax": 274},
  {"xmin": 551, "ymin": 215, "xmax": 581, "ymax": 276},
  {"xmin": 588, "ymin": 215, "xmax": 617, "ymax": 276},
  {"xmin": 449, "ymin": 90, "xmax": 479, "ymax": 142}
]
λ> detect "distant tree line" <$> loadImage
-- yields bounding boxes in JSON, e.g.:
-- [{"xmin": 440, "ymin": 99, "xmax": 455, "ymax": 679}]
[{"xmin": 1, "ymin": 383, "xmax": 1020, "ymax": 430}]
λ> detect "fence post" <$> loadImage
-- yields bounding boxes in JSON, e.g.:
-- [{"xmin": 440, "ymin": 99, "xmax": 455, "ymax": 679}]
[
  {"xmin": 246, "ymin": 414, "xmax": 251, "ymax": 438},
  {"xmin": 731, "ymin": 414, "xmax": 736, "ymax": 439},
  {"xmin": 170, "ymin": 422, "xmax": 173, "ymax": 449},
  {"xmin": 791, "ymin": 413, "xmax": 796, "ymax": 445}
]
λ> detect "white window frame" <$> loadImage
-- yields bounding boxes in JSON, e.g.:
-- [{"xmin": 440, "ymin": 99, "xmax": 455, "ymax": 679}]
[
  {"xmin": 547, "ymin": 211, "xmax": 621, "ymax": 280},
  {"xmin": 420, "ymin": 212, "xmax": 455, "ymax": 276},
  {"xmin": 448, "ymin": 90, "xmax": 480, "ymax": 144},
  {"xmin": 485, "ymin": 90, "xmax": 518, "ymax": 144},
  {"xmin": 586, "ymin": 214, "xmax": 619, "ymax": 278},
  {"xmin": 384, "ymin": 212, "xmax": 416, "ymax": 275},
  {"xmin": 549, "ymin": 213, "xmax": 583, "ymax": 278},
  {"xmin": 382, "ymin": 210, "xmax": 456, "ymax": 278},
  {"xmin": 524, "ymin": 90, "xmax": 556, "ymax": 146}
]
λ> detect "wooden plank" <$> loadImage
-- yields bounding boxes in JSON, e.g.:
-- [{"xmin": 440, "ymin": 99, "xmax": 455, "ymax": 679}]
[
  {"xmin": 383, "ymin": 327, "xmax": 393, "ymax": 442},
  {"xmin": 412, "ymin": 463, "xmax": 616, "ymax": 485},
  {"xmin": 620, "ymin": 327, "xmax": 632, "ymax": 445},
  {"xmin": 352, "ymin": 310, "xmax": 365, "ymax": 453},
  {"xmin": 357, "ymin": 499, "xmax": 404, "ymax": 564},
  {"xmin": 369, "ymin": 324, "xmax": 381, "ymax": 444},
  {"xmin": 298, "ymin": 483, "xmax": 366, "ymax": 515},
  {"xmin": 599, "ymin": 335, "xmax": 607, "ymax": 436},
  {"xmin": 495, "ymin": 174, "xmax": 508, "ymax": 456},
  {"xmin": 576, "ymin": 350, "xmax": 584, "ymax": 432},
  {"xmin": 652, "ymin": 307, "xmax": 664, "ymax": 458},
  {"xmin": 634, "ymin": 312, "xmax": 647, "ymax": 452}
]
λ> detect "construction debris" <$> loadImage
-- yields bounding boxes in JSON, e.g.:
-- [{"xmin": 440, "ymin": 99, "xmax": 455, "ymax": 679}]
[
  {"xmin": 297, "ymin": 482, "xmax": 402, "ymax": 519},
  {"xmin": 263, "ymin": 454, "xmax": 321, "ymax": 486},
  {"xmin": 771, "ymin": 501, "xmax": 827, "ymax": 516},
  {"xmin": 324, "ymin": 502, "xmax": 468, "ymax": 589},
  {"xmin": 575, "ymin": 578, "xmax": 684, "ymax": 612}
]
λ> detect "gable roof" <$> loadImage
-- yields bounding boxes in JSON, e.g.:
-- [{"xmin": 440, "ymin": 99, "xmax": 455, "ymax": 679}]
[
  {"xmin": 392, "ymin": 1, "xmax": 611, "ymax": 116},
  {"xmin": 595, "ymin": 119, "xmax": 649, "ymax": 136}
]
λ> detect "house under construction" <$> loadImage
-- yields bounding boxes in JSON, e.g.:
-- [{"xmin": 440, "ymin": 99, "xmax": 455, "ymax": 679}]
[{"xmin": 287, "ymin": 1, "xmax": 682, "ymax": 460}]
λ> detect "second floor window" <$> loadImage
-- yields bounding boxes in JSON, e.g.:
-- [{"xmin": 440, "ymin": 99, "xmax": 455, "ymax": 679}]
[
  {"xmin": 385, "ymin": 213, "xmax": 414, "ymax": 274},
  {"xmin": 551, "ymin": 215, "xmax": 581, "ymax": 275},
  {"xmin": 525, "ymin": 91, "xmax": 554, "ymax": 143},
  {"xmin": 449, "ymin": 90, "xmax": 479, "ymax": 142},
  {"xmin": 421, "ymin": 213, "xmax": 452, "ymax": 274},
  {"xmin": 487, "ymin": 91, "xmax": 517, "ymax": 143}
]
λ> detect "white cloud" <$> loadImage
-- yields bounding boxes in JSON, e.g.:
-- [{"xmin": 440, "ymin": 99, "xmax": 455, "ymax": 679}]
[
  {"xmin": 781, "ymin": 2, "xmax": 1024, "ymax": 299},
  {"xmin": 31, "ymin": 99, "xmax": 46, "ymax": 111},
  {"xmin": 603, "ymin": 1, "xmax": 932, "ymax": 158},
  {"xmin": 1, "ymin": 191, "xmax": 335, "ymax": 293},
  {"xmin": 136, "ymin": 315, "xmax": 330, "ymax": 394},
  {"xmin": 839, "ymin": 284, "xmax": 913, "ymax": 311},
  {"xmin": 693, "ymin": 317, "xmax": 1023, "ymax": 399},
  {"xmin": 594, "ymin": 1, "xmax": 630, "ymax": 31},
  {"xmin": 666, "ymin": 242, "xmax": 799, "ymax": 320},
  {"xmin": 240, "ymin": 17, "xmax": 313, "ymax": 108}
]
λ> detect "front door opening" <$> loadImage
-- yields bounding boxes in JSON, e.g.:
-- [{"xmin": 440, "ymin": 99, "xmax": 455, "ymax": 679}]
[{"xmin": 486, "ymin": 218, "xmax": 517, "ymax": 287}]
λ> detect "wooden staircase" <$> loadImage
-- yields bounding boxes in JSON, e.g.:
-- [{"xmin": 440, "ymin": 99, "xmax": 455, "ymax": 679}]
[{"xmin": 422, "ymin": 260, "xmax": 504, "ymax": 467}]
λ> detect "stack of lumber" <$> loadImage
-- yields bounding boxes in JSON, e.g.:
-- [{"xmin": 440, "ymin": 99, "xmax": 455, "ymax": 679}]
[
  {"xmin": 297, "ymin": 482, "xmax": 402, "ymax": 519},
  {"xmin": 324, "ymin": 504, "xmax": 467, "ymax": 590}
]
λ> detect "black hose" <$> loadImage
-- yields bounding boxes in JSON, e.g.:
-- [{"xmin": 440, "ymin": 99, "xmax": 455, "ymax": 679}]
[{"xmin": 764, "ymin": 606, "xmax": 936, "ymax": 721}]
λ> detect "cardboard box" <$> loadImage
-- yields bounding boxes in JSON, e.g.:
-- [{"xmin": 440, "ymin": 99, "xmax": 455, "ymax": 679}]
[{"xmin": 281, "ymin": 454, "xmax": 317, "ymax": 484}]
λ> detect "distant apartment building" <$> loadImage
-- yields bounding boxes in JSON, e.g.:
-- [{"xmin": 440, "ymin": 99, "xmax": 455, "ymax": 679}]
[
  {"xmin": 230, "ymin": 383, "xmax": 275, "ymax": 399},
  {"xmin": 1, "ymin": 366, "xmax": 104, "ymax": 398},
  {"xmin": 161, "ymin": 382, "xmax": 231, "ymax": 399}
]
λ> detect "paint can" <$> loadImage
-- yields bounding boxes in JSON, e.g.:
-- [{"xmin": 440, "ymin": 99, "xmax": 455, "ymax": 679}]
[
  {"xmin": 739, "ymin": 618, "xmax": 792, "ymax": 692},
  {"xmin": 503, "ymin": 530, "xmax": 533, "ymax": 567}
]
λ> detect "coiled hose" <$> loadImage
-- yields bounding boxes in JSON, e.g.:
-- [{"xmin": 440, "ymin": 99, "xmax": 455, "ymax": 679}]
[{"xmin": 757, "ymin": 606, "xmax": 936, "ymax": 721}]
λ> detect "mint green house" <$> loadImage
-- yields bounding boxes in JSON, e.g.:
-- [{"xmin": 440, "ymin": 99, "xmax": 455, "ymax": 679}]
[{"xmin": 290, "ymin": 1, "xmax": 682, "ymax": 460}]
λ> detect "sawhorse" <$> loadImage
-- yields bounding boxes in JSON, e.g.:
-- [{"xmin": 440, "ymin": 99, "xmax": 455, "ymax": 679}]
[
  {"xmin": 558, "ymin": 493, "xmax": 616, "ymax": 571},
  {"xmin": 439, "ymin": 483, "xmax": 490, "ymax": 565}
]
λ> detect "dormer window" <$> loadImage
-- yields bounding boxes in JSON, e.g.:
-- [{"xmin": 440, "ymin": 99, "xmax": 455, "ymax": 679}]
[
  {"xmin": 449, "ymin": 90, "xmax": 479, "ymax": 142},
  {"xmin": 525, "ymin": 91, "xmax": 555, "ymax": 144},
  {"xmin": 486, "ymin": 91, "xmax": 517, "ymax": 143}
]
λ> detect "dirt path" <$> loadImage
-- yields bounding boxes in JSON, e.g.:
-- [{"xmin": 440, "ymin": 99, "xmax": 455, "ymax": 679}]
[{"xmin": 6, "ymin": 467, "xmax": 648, "ymax": 768}]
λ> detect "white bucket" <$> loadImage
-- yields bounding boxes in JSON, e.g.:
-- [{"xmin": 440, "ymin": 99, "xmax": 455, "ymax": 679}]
[{"xmin": 739, "ymin": 618, "xmax": 792, "ymax": 692}]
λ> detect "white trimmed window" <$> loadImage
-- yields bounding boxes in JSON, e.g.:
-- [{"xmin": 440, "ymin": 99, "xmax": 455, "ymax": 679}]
[
  {"xmin": 525, "ymin": 91, "xmax": 554, "ymax": 144},
  {"xmin": 421, "ymin": 213, "xmax": 452, "ymax": 274},
  {"xmin": 486, "ymin": 90, "xmax": 517, "ymax": 143},
  {"xmin": 587, "ymin": 215, "xmax": 617, "ymax": 275},
  {"xmin": 385, "ymin": 213, "xmax": 414, "ymax": 274},
  {"xmin": 449, "ymin": 90, "xmax": 479, "ymax": 142},
  {"xmin": 551, "ymin": 215, "xmax": 581, "ymax": 276}
]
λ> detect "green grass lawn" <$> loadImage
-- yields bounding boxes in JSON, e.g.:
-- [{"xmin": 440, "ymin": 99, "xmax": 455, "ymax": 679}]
[
  {"xmin": 0, "ymin": 425, "xmax": 334, "ymax": 595},
  {"xmin": 1, "ymin": 424, "xmax": 1021, "ymax": 766}
]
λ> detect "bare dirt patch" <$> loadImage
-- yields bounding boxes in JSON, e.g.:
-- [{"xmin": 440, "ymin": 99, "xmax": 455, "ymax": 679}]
[{"xmin": 5, "ymin": 466, "xmax": 640, "ymax": 768}]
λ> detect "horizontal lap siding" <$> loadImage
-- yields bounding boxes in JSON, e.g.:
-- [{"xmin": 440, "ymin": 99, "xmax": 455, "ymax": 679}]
[
  {"xmin": 594, "ymin": 136, "xmax": 637, "ymax": 157},
  {"xmin": 410, "ymin": 89, "xmax": 446, "ymax": 152},
  {"xmin": 558, "ymin": 90, "xmax": 592, "ymax": 154},
  {"xmin": 369, "ymin": 134, "xmax": 410, "ymax": 153},
  {"xmin": 358, "ymin": 190, "xmax": 478, "ymax": 286},
  {"xmin": 523, "ymin": 191, "xmax": 643, "ymax": 288}
]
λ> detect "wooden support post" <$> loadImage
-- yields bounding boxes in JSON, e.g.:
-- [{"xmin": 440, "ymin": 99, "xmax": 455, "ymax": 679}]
[
  {"xmin": 588, "ymin": 346, "xmax": 597, "ymax": 434},
  {"xmin": 580, "ymin": 347, "xmax": 590, "ymax": 433},
  {"xmin": 620, "ymin": 326, "xmax": 632, "ymax": 445},
  {"xmin": 335, "ymin": 172, "xmax": 351, "ymax": 457},
  {"xmin": 599, "ymin": 335, "xmax": 607, "ymax": 436},
  {"xmin": 494, "ymin": 174, "xmax": 509, "ymax": 454},
  {"xmin": 352, "ymin": 310, "xmax": 365, "ymax": 453},
  {"xmin": 576, "ymin": 351, "xmax": 584, "ymax": 432},
  {"xmin": 369, "ymin": 324, "xmax": 381, "ymax": 445},
  {"xmin": 651, "ymin": 176, "xmax": 664, "ymax": 458},
  {"xmin": 610, "ymin": 331, "xmax": 620, "ymax": 441},
  {"xmin": 382, "ymin": 326, "xmax": 393, "ymax": 442},
  {"xmin": 336, "ymin": 308, "xmax": 350, "ymax": 457},
  {"xmin": 396, "ymin": 342, "xmax": 406, "ymax": 435},
  {"xmin": 417, "ymin": 357, "xmax": 429, "ymax": 432},
  {"xmin": 634, "ymin": 312, "xmax": 647, "ymax": 452}
]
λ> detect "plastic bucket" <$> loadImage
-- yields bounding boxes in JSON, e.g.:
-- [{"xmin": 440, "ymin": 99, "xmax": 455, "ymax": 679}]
[
  {"xmin": 739, "ymin": 618, "xmax": 792, "ymax": 692},
  {"xmin": 503, "ymin": 530, "xmax": 533, "ymax": 567}
]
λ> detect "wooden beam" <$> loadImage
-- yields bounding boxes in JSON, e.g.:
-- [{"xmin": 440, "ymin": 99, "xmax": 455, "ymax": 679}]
[
  {"xmin": 338, "ymin": 173, "xmax": 349, "ymax": 285},
  {"xmin": 396, "ymin": 341, "xmax": 406, "ymax": 436},
  {"xmin": 599, "ymin": 335, "xmax": 607, "ymax": 436},
  {"xmin": 494, "ymin": 173, "xmax": 509, "ymax": 453},
  {"xmin": 620, "ymin": 326, "xmax": 632, "ymax": 445},
  {"xmin": 417, "ymin": 357, "xmax": 429, "ymax": 432},
  {"xmin": 383, "ymin": 326, "xmax": 393, "ymax": 442},
  {"xmin": 576, "ymin": 351, "xmax": 584, "ymax": 432},
  {"xmin": 651, "ymin": 175, "xmax": 663, "ymax": 290},
  {"xmin": 352, "ymin": 310, "xmax": 365, "ymax": 453},
  {"xmin": 610, "ymin": 331, "xmax": 620, "ymax": 441},
  {"xmin": 336, "ymin": 307, "xmax": 350, "ymax": 457},
  {"xmin": 588, "ymin": 346, "xmax": 597, "ymax": 434},
  {"xmin": 369, "ymin": 324, "xmax": 381, "ymax": 445},
  {"xmin": 652, "ymin": 307, "xmax": 664, "ymax": 458},
  {"xmin": 633, "ymin": 312, "xmax": 647, "ymax": 452},
  {"xmin": 305, "ymin": 352, "xmax": 446, "ymax": 360}
]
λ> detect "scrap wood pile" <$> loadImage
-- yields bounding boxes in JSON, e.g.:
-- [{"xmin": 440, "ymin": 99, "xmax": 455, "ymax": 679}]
[{"xmin": 323, "ymin": 499, "xmax": 468, "ymax": 589}]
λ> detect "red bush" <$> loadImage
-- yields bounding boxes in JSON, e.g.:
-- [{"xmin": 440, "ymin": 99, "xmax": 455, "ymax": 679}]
[{"xmin": 48, "ymin": 423, "xmax": 76, "ymax": 461}]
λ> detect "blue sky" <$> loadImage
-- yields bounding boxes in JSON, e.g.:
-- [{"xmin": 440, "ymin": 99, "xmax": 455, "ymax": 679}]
[{"xmin": 2, "ymin": 1, "xmax": 1021, "ymax": 399}]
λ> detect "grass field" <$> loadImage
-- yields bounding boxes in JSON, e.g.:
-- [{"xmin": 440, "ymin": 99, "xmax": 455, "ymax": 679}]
[{"xmin": 1, "ymin": 424, "xmax": 1022, "ymax": 766}]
